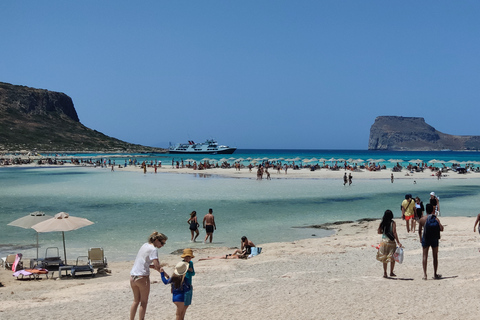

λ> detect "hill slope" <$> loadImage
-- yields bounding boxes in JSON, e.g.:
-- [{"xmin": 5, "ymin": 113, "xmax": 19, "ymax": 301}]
[{"xmin": 0, "ymin": 82, "xmax": 165, "ymax": 153}]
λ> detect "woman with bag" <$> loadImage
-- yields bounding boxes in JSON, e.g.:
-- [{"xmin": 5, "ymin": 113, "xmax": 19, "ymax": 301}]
[{"xmin": 376, "ymin": 210, "xmax": 402, "ymax": 278}]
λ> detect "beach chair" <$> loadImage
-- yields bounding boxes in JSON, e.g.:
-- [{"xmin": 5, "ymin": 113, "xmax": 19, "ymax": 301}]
[
  {"xmin": 71, "ymin": 256, "xmax": 94, "ymax": 278},
  {"xmin": 11, "ymin": 253, "xmax": 48, "ymax": 280},
  {"xmin": 42, "ymin": 247, "xmax": 63, "ymax": 268},
  {"xmin": 3, "ymin": 254, "xmax": 16, "ymax": 270},
  {"xmin": 88, "ymin": 247, "xmax": 108, "ymax": 270}
]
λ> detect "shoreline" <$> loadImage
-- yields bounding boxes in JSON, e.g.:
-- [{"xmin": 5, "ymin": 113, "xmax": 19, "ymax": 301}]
[{"xmin": 2, "ymin": 160, "xmax": 479, "ymax": 181}]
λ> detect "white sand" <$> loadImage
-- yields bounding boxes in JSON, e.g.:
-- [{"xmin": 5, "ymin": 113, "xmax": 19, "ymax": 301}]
[{"xmin": 1, "ymin": 216, "xmax": 480, "ymax": 320}]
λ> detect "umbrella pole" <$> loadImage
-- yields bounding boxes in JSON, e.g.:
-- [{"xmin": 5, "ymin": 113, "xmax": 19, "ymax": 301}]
[
  {"xmin": 36, "ymin": 232, "xmax": 39, "ymax": 260},
  {"xmin": 62, "ymin": 231, "xmax": 67, "ymax": 265}
]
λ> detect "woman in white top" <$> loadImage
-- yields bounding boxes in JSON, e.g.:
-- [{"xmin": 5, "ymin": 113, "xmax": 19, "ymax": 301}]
[{"xmin": 130, "ymin": 231, "xmax": 168, "ymax": 320}]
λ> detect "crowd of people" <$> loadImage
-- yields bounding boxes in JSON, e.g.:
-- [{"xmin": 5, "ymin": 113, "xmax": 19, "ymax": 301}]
[
  {"xmin": 375, "ymin": 190, "xmax": 461, "ymax": 280},
  {"xmin": 129, "ymin": 208, "xmax": 260, "ymax": 319}
]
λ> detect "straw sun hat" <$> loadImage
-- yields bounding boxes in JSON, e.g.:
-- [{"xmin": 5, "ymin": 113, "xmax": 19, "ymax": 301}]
[
  {"xmin": 174, "ymin": 262, "xmax": 189, "ymax": 276},
  {"xmin": 181, "ymin": 248, "xmax": 195, "ymax": 258}
]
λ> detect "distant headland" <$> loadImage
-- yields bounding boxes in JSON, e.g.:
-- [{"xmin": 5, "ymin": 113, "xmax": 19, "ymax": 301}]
[
  {"xmin": 0, "ymin": 82, "xmax": 166, "ymax": 153},
  {"xmin": 369, "ymin": 116, "xmax": 480, "ymax": 151}
]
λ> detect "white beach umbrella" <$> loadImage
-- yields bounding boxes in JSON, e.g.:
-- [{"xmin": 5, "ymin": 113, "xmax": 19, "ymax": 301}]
[
  {"xmin": 409, "ymin": 159, "xmax": 423, "ymax": 163},
  {"xmin": 375, "ymin": 159, "xmax": 386, "ymax": 163},
  {"xmin": 8, "ymin": 211, "xmax": 53, "ymax": 260},
  {"xmin": 429, "ymin": 159, "xmax": 442, "ymax": 164},
  {"xmin": 32, "ymin": 212, "xmax": 94, "ymax": 265}
]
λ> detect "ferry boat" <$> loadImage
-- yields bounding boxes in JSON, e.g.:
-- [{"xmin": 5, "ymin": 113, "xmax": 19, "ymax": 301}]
[{"xmin": 168, "ymin": 139, "xmax": 236, "ymax": 154}]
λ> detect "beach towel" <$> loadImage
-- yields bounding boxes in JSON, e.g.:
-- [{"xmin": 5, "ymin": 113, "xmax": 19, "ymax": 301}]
[
  {"xmin": 12, "ymin": 253, "xmax": 23, "ymax": 272},
  {"xmin": 248, "ymin": 247, "xmax": 262, "ymax": 258}
]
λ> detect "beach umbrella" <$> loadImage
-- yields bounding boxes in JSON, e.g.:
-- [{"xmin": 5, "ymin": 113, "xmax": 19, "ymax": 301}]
[
  {"xmin": 375, "ymin": 159, "xmax": 386, "ymax": 163},
  {"xmin": 429, "ymin": 159, "xmax": 442, "ymax": 164},
  {"xmin": 7, "ymin": 211, "xmax": 53, "ymax": 260},
  {"xmin": 409, "ymin": 159, "xmax": 423, "ymax": 164},
  {"xmin": 32, "ymin": 212, "xmax": 94, "ymax": 265}
]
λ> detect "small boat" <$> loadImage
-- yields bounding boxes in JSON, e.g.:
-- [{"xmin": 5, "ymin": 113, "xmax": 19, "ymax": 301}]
[{"xmin": 168, "ymin": 139, "xmax": 236, "ymax": 154}]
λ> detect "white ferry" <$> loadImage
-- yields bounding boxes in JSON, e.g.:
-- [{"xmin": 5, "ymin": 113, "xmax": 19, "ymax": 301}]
[{"xmin": 168, "ymin": 139, "xmax": 236, "ymax": 154}]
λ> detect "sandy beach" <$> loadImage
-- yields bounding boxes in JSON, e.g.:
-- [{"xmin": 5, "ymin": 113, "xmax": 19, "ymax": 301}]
[{"xmin": 1, "ymin": 215, "xmax": 480, "ymax": 320}]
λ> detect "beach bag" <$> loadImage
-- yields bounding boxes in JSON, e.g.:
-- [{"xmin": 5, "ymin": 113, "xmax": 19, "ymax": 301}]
[
  {"xmin": 424, "ymin": 214, "xmax": 441, "ymax": 240},
  {"xmin": 393, "ymin": 247, "xmax": 404, "ymax": 264}
]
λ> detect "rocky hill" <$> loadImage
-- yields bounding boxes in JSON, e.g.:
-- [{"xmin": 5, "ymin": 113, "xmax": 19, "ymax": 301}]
[
  {"xmin": 368, "ymin": 116, "xmax": 480, "ymax": 151},
  {"xmin": 0, "ymin": 82, "xmax": 166, "ymax": 153}
]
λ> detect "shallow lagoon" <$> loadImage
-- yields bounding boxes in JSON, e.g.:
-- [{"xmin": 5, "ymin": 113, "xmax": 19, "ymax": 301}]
[{"xmin": 1, "ymin": 166, "xmax": 479, "ymax": 261}]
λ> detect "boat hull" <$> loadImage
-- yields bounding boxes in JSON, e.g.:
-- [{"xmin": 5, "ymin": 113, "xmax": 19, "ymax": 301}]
[{"xmin": 169, "ymin": 148, "xmax": 236, "ymax": 155}]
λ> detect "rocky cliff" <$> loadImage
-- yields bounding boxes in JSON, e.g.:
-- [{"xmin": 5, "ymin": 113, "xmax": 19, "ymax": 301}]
[
  {"xmin": 0, "ymin": 82, "xmax": 165, "ymax": 152},
  {"xmin": 368, "ymin": 116, "xmax": 480, "ymax": 151}
]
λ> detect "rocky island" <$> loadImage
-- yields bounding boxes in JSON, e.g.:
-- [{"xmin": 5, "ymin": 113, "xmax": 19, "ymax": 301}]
[
  {"xmin": 0, "ymin": 82, "xmax": 166, "ymax": 153},
  {"xmin": 368, "ymin": 116, "xmax": 480, "ymax": 151}
]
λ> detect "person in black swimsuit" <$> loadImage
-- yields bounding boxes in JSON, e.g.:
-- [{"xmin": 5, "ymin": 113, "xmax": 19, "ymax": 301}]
[{"xmin": 187, "ymin": 211, "xmax": 199, "ymax": 242}]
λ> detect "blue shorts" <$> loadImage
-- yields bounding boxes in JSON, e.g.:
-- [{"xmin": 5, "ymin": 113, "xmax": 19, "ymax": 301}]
[
  {"xmin": 173, "ymin": 292, "xmax": 184, "ymax": 302},
  {"xmin": 422, "ymin": 237, "xmax": 439, "ymax": 248}
]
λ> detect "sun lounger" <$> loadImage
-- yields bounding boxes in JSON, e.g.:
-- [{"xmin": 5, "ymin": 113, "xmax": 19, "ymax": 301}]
[
  {"xmin": 42, "ymin": 247, "xmax": 63, "ymax": 267},
  {"xmin": 88, "ymin": 247, "xmax": 108, "ymax": 270},
  {"xmin": 2, "ymin": 254, "xmax": 16, "ymax": 270},
  {"xmin": 71, "ymin": 256, "xmax": 94, "ymax": 278},
  {"xmin": 11, "ymin": 253, "xmax": 48, "ymax": 280}
]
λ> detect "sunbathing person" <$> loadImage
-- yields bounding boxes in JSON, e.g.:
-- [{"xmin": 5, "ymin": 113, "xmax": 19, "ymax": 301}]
[{"xmin": 231, "ymin": 236, "xmax": 255, "ymax": 258}]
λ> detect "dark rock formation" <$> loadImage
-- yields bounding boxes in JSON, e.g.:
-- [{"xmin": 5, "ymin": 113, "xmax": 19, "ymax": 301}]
[
  {"xmin": 0, "ymin": 82, "xmax": 166, "ymax": 152},
  {"xmin": 369, "ymin": 116, "xmax": 480, "ymax": 151}
]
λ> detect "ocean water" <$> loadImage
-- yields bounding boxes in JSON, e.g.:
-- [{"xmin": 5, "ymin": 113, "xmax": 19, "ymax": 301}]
[{"xmin": 1, "ymin": 149, "xmax": 480, "ymax": 262}]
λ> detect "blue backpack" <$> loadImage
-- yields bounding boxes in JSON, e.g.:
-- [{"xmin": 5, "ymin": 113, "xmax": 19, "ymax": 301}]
[{"xmin": 424, "ymin": 215, "xmax": 441, "ymax": 240}]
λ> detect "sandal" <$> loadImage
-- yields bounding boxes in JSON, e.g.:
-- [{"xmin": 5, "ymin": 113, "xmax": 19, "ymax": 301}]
[{"xmin": 433, "ymin": 274, "xmax": 442, "ymax": 280}]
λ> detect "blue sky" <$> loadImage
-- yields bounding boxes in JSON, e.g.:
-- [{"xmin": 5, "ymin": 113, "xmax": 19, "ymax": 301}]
[{"xmin": 1, "ymin": 1, "xmax": 479, "ymax": 149}]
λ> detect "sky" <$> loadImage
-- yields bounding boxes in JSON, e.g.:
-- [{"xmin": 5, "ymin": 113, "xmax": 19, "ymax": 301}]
[{"xmin": 1, "ymin": 1, "xmax": 479, "ymax": 150}]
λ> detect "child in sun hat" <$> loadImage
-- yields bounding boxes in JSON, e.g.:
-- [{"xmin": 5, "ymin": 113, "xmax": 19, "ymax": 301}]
[
  {"xmin": 160, "ymin": 261, "xmax": 191, "ymax": 319},
  {"xmin": 181, "ymin": 248, "xmax": 195, "ymax": 307}
]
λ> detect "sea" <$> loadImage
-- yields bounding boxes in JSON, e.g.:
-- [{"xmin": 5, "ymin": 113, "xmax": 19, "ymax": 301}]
[{"xmin": 1, "ymin": 149, "xmax": 480, "ymax": 262}]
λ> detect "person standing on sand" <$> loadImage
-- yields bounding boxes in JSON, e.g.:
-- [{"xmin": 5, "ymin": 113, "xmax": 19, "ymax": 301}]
[
  {"xmin": 187, "ymin": 211, "xmax": 199, "ymax": 242},
  {"xmin": 429, "ymin": 192, "xmax": 440, "ymax": 216},
  {"xmin": 391, "ymin": 173, "xmax": 394, "ymax": 183},
  {"xmin": 418, "ymin": 204, "xmax": 444, "ymax": 280},
  {"xmin": 376, "ymin": 209, "xmax": 402, "ymax": 278},
  {"xmin": 473, "ymin": 213, "xmax": 480, "ymax": 235},
  {"xmin": 401, "ymin": 194, "xmax": 415, "ymax": 233},
  {"xmin": 348, "ymin": 173, "xmax": 352, "ymax": 185},
  {"xmin": 181, "ymin": 249, "xmax": 195, "ymax": 308},
  {"xmin": 343, "ymin": 172, "xmax": 348, "ymax": 185},
  {"xmin": 130, "ymin": 231, "xmax": 167, "ymax": 320},
  {"xmin": 203, "ymin": 208, "xmax": 216, "ymax": 243},
  {"xmin": 160, "ymin": 262, "xmax": 191, "ymax": 320}
]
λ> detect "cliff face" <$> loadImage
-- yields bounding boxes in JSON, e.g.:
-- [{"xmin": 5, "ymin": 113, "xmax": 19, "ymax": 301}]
[
  {"xmin": 368, "ymin": 116, "xmax": 480, "ymax": 151},
  {"xmin": 0, "ymin": 82, "xmax": 79, "ymax": 122},
  {"xmin": 0, "ymin": 82, "xmax": 165, "ymax": 152}
]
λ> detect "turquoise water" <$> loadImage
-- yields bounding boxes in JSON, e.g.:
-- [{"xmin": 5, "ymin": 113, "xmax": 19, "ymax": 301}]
[{"xmin": 1, "ymin": 149, "xmax": 480, "ymax": 262}]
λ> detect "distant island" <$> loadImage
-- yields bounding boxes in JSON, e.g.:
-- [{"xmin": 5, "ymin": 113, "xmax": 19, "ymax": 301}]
[
  {"xmin": 0, "ymin": 82, "xmax": 166, "ymax": 153},
  {"xmin": 369, "ymin": 116, "xmax": 480, "ymax": 151}
]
